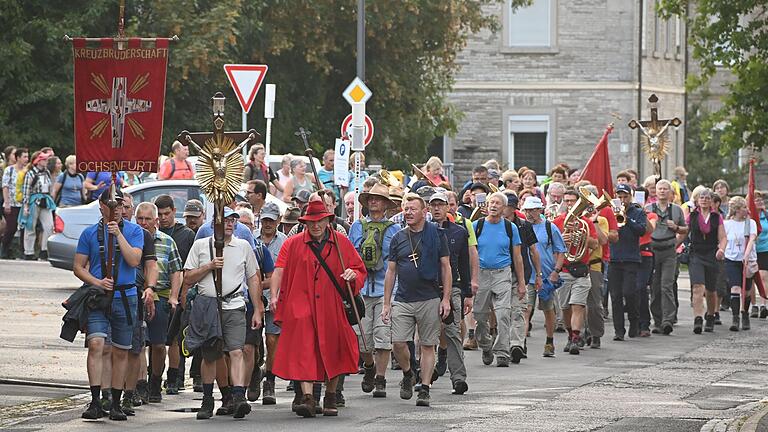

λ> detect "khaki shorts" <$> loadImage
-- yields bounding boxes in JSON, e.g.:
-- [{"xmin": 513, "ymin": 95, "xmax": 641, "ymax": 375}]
[
  {"xmin": 391, "ymin": 298, "xmax": 441, "ymax": 346},
  {"xmin": 355, "ymin": 296, "xmax": 392, "ymax": 352},
  {"xmin": 526, "ymin": 284, "xmax": 554, "ymax": 311},
  {"xmin": 221, "ymin": 307, "xmax": 246, "ymax": 352},
  {"xmin": 557, "ymin": 273, "xmax": 591, "ymax": 309}
]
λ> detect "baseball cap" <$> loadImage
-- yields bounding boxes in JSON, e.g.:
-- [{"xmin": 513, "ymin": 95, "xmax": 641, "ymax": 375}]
[
  {"xmin": 293, "ymin": 189, "xmax": 311, "ymax": 203},
  {"xmin": 615, "ymin": 183, "xmax": 633, "ymax": 195},
  {"xmin": 415, "ymin": 186, "xmax": 437, "ymax": 201},
  {"xmin": 260, "ymin": 202, "xmax": 281, "ymax": 220},
  {"xmin": 183, "ymin": 199, "xmax": 204, "ymax": 217},
  {"xmin": 504, "ymin": 192, "xmax": 519, "ymax": 208},
  {"xmin": 99, "ymin": 189, "xmax": 124, "ymax": 203},
  {"xmin": 429, "ymin": 192, "xmax": 448, "ymax": 203},
  {"xmin": 223, "ymin": 207, "xmax": 240, "ymax": 219},
  {"xmin": 469, "ymin": 182, "xmax": 489, "ymax": 193}
]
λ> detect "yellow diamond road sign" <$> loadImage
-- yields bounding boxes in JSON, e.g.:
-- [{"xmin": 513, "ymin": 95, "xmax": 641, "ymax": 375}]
[{"xmin": 343, "ymin": 77, "xmax": 372, "ymax": 105}]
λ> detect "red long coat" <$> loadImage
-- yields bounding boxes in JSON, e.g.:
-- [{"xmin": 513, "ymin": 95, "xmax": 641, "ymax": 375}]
[{"xmin": 273, "ymin": 229, "xmax": 367, "ymax": 381}]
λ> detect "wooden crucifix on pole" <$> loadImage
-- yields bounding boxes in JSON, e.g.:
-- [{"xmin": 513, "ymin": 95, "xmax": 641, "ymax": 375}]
[{"xmin": 628, "ymin": 94, "xmax": 682, "ymax": 177}]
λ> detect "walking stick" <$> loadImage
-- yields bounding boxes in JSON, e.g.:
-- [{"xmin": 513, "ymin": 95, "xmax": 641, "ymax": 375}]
[{"xmin": 295, "ymin": 127, "xmax": 369, "ymax": 351}]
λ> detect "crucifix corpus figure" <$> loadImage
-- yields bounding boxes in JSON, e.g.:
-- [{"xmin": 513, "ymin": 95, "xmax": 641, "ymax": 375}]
[{"xmin": 628, "ymin": 94, "xmax": 682, "ymax": 177}]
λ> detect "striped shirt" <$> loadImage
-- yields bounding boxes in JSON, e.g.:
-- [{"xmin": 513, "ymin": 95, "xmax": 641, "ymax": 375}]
[{"xmin": 149, "ymin": 229, "xmax": 182, "ymax": 298}]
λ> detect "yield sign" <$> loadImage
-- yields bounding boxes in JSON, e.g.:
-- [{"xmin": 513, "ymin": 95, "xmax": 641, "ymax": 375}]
[
  {"xmin": 342, "ymin": 77, "xmax": 372, "ymax": 105},
  {"xmin": 223, "ymin": 64, "xmax": 268, "ymax": 113}
]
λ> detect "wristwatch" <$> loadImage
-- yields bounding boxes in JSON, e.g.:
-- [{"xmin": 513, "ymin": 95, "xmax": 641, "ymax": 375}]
[
  {"xmin": 554, "ymin": 267, "xmax": 562, "ymax": 273},
  {"xmin": 537, "ymin": 272, "xmax": 543, "ymax": 277},
  {"xmin": 146, "ymin": 285, "xmax": 156, "ymax": 291}
]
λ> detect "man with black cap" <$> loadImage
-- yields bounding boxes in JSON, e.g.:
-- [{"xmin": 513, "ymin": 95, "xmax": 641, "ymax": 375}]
[
  {"xmin": 348, "ymin": 182, "xmax": 400, "ymax": 398},
  {"xmin": 184, "ymin": 208, "xmax": 263, "ymax": 420},
  {"xmin": 75, "ymin": 189, "xmax": 145, "ymax": 420},
  {"xmin": 183, "ymin": 199, "xmax": 205, "ymax": 233},
  {"xmin": 608, "ymin": 183, "xmax": 648, "ymax": 341}
]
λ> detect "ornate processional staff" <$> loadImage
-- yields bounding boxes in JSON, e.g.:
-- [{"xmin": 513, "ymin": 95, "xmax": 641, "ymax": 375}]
[{"xmin": 628, "ymin": 94, "xmax": 682, "ymax": 178}]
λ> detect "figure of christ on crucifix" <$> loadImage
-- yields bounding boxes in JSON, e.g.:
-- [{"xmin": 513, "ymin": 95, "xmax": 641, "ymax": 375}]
[
  {"xmin": 86, "ymin": 77, "xmax": 151, "ymax": 149},
  {"xmin": 628, "ymin": 94, "xmax": 682, "ymax": 177}
]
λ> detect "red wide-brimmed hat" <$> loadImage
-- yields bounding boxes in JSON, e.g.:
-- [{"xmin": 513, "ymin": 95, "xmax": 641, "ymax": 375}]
[{"xmin": 298, "ymin": 200, "xmax": 335, "ymax": 223}]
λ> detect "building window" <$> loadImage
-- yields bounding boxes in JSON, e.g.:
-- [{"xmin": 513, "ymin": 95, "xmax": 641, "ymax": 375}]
[
  {"xmin": 506, "ymin": 0, "xmax": 553, "ymax": 47},
  {"xmin": 641, "ymin": 0, "xmax": 647, "ymax": 51},
  {"xmin": 508, "ymin": 115, "xmax": 550, "ymax": 173},
  {"xmin": 675, "ymin": 17, "xmax": 682, "ymax": 55},
  {"xmin": 666, "ymin": 17, "xmax": 674, "ymax": 54},
  {"xmin": 653, "ymin": 0, "xmax": 660, "ymax": 53}
]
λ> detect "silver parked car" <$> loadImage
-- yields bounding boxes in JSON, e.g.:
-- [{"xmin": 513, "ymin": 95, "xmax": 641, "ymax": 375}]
[{"xmin": 47, "ymin": 179, "xmax": 287, "ymax": 271}]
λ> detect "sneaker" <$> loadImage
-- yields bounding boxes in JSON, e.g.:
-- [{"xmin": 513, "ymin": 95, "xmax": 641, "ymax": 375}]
[
  {"xmin": 373, "ymin": 375, "xmax": 387, "ymax": 398},
  {"xmin": 120, "ymin": 395, "xmax": 135, "ymax": 416},
  {"xmin": 233, "ymin": 394, "xmax": 252, "ymax": 419},
  {"xmin": 714, "ymin": 313, "xmax": 722, "ymax": 325},
  {"xmin": 415, "ymin": 388, "xmax": 430, "ymax": 407},
  {"xmin": 662, "ymin": 323, "xmax": 673, "ymax": 335},
  {"xmin": 651, "ymin": 328, "xmax": 661, "ymax": 334},
  {"xmin": 361, "ymin": 363, "xmax": 375, "ymax": 393},
  {"xmin": 704, "ymin": 314, "xmax": 715, "ymax": 332},
  {"xmin": 742, "ymin": 312, "xmax": 751, "ymax": 330},
  {"xmin": 216, "ymin": 395, "xmax": 233, "ymax": 416},
  {"xmin": 39, "ymin": 250, "xmax": 48, "ymax": 261},
  {"xmin": 436, "ymin": 348, "xmax": 448, "ymax": 376},
  {"xmin": 750, "ymin": 305, "xmax": 759, "ymax": 318},
  {"xmin": 613, "ymin": 334, "xmax": 624, "ymax": 341},
  {"xmin": 463, "ymin": 337, "xmax": 478, "ymax": 351},
  {"xmin": 496, "ymin": 356, "xmax": 509, "ymax": 367},
  {"xmin": 591, "ymin": 336, "xmax": 601, "ymax": 349},
  {"xmin": 108, "ymin": 404, "xmax": 127, "ymax": 421},
  {"xmin": 481, "ymin": 349, "xmax": 494, "ymax": 365},
  {"xmin": 192, "ymin": 377, "xmax": 203, "ymax": 393},
  {"xmin": 452, "ymin": 380, "xmax": 468, "ymax": 395},
  {"xmin": 693, "ymin": 316, "xmax": 703, "ymax": 334},
  {"xmin": 294, "ymin": 394, "xmax": 317, "ymax": 418},
  {"xmin": 563, "ymin": 340, "xmax": 572, "ymax": 353},
  {"xmin": 729, "ymin": 315, "xmax": 740, "ymax": 332},
  {"xmin": 23, "ymin": 254, "xmax": 35, "ymax": 261},
  {"xmin": 197, "ymin": 396, "xmax": 214, "ymax": 420},
  {"xmin": 166, "ymin": 381, "xmax": 179, "ymax": 395},
  {"xmin": 555, "ymin": 323, "xmax": 566, "ymax": 333},
  {"xmin": 543, "ymin": 343, "xmax": 555, "ymax": 357},
  {"xmin": 322, "ymin": 392, "xmax": 338, "ymax": 416},
  {"xmin": 82, "ymin": 402, "xmax": 104, "ymax": 420},
  {"xmin": 569, "ymin": 337, "xmax": 581, "ymax": 355},
  {"xmin": 510, "ymin": 346, "xmax": 524, "ymax": 364},
  {"xmin": 760, "ymin": 305, "xmax": 768, "ymax": 319},
  {"xmin": 399, "ymin": 371, "xmax": 414, "ymax": 400},
  {"xmin": 262, "ymin": 380, "xmax": 276, "ymax": 405}
]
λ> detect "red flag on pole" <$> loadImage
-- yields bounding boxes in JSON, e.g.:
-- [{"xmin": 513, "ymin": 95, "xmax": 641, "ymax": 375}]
[
  {"xmin": 747, "ymin": 159, "xmax": 762, "ymax": 235},
  {"xmin": 579, "ymin": 125, "xmax": 614, "ymax": 194}
]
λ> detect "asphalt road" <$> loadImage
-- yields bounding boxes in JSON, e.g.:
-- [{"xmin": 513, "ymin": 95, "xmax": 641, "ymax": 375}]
[{"xmin": 1, "ymin": 260, "xmax": 767, "ymax": 431}]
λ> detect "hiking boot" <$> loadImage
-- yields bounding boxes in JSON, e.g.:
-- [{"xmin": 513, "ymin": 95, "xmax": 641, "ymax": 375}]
[
  {"xmin": 247, "ymin": 374, "xmax": 261, "ymax": 402},
  {"xmin": 121, "ymin": 395, "xmax": 135, "ymax": 416},
  {"xmin": 192, "ymin": 377, "xmax": 203, "ymax": 393},
  {"xmin": 742, "ymin": 312, "xmax": 751, "ymax": 330},
  {"xmin": 543, "ymin": 343, "xmax": 555, "ymax": 357},
  {"xmin": 750, "ymin": 305, "xmax": 759, "ymax": 318},
  {"xmin": 760, "ymin": 305, "xmax": 768, "ymax": 319},
  {"xmin": 294, "ymin": 394, "xmax": 317, "ymax": 418},
  {"xmin": 148, "ymin": 377, "xmax": 162, "ymax": 403},
  {"xmin": 628, "ymin": 321, "xmax": 639, "ymax": 338},
  {"xmin": 373, "ymin": 375, "xmax": 387, "ymax": 398},
  {"xmin": 662, "ymin": 323, "xmax": 673, "ymax": 335},
  {"xmin": 555, "ymin": 322, "xmax": 566, "ymax": 333},
  {"xmin": 416, "ymin": 388, "xmax": 431, "ymax": 407},
  {"xmin": 481, "ymin": 349, "xmax": 494, "ymax": 365},
  {"xmin": 496, "ymin": 356, "xmax": 509, "ymax": 367},
  {"xmin": 704, "ymin": 314, "xmax": 715, "ymax": 332},
  {"xmin": 216, "ymin": 394, "xmax": 234, "ymax": 416},
  {"xmin": 166, "ymin": 380, "xmax": 179, "ymax": 395},
  {"xmin": 108, "ymin": 404, "xmax": 127, "ymax": 421},
  {"xmin": 391, "ymin": 356, "xmax": 401, "ymax": 370},
  {"xmin": 463, "ymin": 337, "xmax": 478, "ymax": 351},
  {"xmin": 262, "ymin": 380, "xmax": 276, "ymax": 405},
  {"xmin": 196, "ymin": 396, "xmax": 214, "ymax": 420},
  {"xmin": 452, "ymin": 380, "xmax": 468, "ymax": 395},
  {"xmin": 399, "ymin": 370, "xmax": 414, "ymax": 400},
  {"xmin": 233, "ymin": 394, "xmax": 252, "ymax": 419},
  {"xmin": 510, "ymin": 346, "xmax": 524, "ymax": 364},
  {"xmin": 613, "ymin": 334, "xmax": 624, "ymax": 341},
  {"xmin": 693, "ymin": 316, "xmax": 703, "ymax": 334},
  {"xmin": 563, "ymin": 340, "xmax": 572, "ymax": 353},
  {"xmin": 24, "ymin": 254, "xmax": 35, "ymax": 261},
  {"xmin": 714, "ymin": 312, "xmax": 722, "ymax": 325},
  {"xmin": 131, "ymin": 391, "xmax": 143, "ymax": 407},
  {"xmin": 136, "ymin": 380, "xmax": 149, "ymax": 404},
  {"xmin": 569, "ymin": 337, "xmax": 581, "ymax": 355},
  {"xmin": 436, "ymin": 348, "xmax": 448, "ymax": 376},
  {"xmin": 335, "ymin": 390, "xmax": 346, "ymax": 407},
  {"xmin": 322, "ymin": 392, "xmax": 338, "ymax": 416},
  {"xmin": 291, "ymin": 391, "xmax": 302, "ymax": 412},
  {"xmin": 729, "ymin": 315, "xmax": 740, "ymax": 332},
  {"xmin": 82, "ymin": 402, "xmax": 104, "ymax": 420},
  {"xmin": 39, "ymin": 250, "xmax": 48, "ymax": 261},
  {"xmin": 361, "ymin": 363, "xmax": 375, "ymax": 393},
  {"xmin": 591, "ymin": 336, "xmax": 601, "ymax": 349},
  {"xmin": 100, "ymin": 395, "xmax": 111, "ymax": 412}
]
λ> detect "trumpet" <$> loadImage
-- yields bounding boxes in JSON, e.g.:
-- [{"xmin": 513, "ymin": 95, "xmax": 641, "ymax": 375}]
[
  {"xmin": 378, "ymin": 169, "xmax": 401, "ymax": 188},
  {"xmin": 562, "ymin": 189, "xmax": 593, "ymax": 263},
  {"xmin": 613, "ymin": 201, "xmax": 627, "ymax": 227}
]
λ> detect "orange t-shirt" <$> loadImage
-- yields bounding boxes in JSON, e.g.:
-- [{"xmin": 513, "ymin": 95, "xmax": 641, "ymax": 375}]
[
  {"xmin": 158, "ymin": 158, "xmax": 195, "ymax": 180},
  {"xmin": 639, "ymin": 211, "xmax": 658, "ymax": 257}
]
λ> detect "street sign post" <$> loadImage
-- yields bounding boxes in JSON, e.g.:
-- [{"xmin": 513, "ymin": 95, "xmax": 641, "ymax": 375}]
[
  {"xmin": 341, "ymin": 113, "xmax": 374, "ymax": 147},
  {"xmin": 264, "ymin": 84, "xmax": 276, "ymax": 158},
  {"xmin": 223, "ymin": 64, "xmax": 268, "ymax": 157},
  {"xmin": 342, "ymin": 77, "xmax": 372, "ymax": 223}
]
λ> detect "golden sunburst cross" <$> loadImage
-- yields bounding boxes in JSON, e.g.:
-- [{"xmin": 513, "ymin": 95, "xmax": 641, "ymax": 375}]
[
  {"xmin": 86, "ymin": 76, "xmax": 152, "ymax": 148},
  {"xmin": 628, "ymin": 94, "xmax": 682, "ymax": 177}
]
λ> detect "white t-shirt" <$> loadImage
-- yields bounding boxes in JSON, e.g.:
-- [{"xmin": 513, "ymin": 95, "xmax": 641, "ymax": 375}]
[
  {"xmin": 723, "ymin": 219, "xmax": 758, "ymax": 262},
  {"xmin": 184, "ymin": 237, "xmax": 259, "ymax": 310}
]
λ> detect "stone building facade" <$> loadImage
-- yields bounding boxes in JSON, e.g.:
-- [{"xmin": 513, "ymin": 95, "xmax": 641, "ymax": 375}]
[{"xmin": 445, "ymin": 0, "xmax": 687, "ymax": 183}]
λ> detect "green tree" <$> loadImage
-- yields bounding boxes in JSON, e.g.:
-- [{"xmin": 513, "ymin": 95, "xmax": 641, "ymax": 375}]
[{"xmin": 659, "ymin": 0, "xmax": 768, "ymax": 154}]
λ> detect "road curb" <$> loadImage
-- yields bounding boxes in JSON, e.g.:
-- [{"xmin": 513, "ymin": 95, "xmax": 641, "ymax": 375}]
[
  {"xmin": 0, "ymin": 378, "xmax": 89, "ymax": 390},
  {"xmin": 739, "ymin": 399, "xmax": 768, "ymax": 432}
]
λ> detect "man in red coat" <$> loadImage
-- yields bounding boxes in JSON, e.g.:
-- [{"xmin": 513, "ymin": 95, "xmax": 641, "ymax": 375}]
[{"xmin": 270, "ymin": 200, "xmax": 367, "ymax": 418}]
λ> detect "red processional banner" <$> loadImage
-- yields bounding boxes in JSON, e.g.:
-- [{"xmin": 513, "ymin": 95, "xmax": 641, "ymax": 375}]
[{"xmin": 72, "ymin": 38, "xmax": 169, "ymax": 173}]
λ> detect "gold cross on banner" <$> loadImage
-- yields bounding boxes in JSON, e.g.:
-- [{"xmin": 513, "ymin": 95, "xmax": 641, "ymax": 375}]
[{"xmin": 628, "ymin": 94, "xmax": 682, "ymax": 177}]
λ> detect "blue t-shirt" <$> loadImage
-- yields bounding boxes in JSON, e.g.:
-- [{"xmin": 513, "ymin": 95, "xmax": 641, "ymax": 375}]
[
  {"xmin": 56, "ymin": 172, "xmax": 84, "ymax": 206},
  {"xmin": 86, "ymin": 171, "xmax": 123, "ymax": 200},
  {"xmin": 195, "ymin": 221, "xmax": 257, "ymax": 251},
  {"xmin": 531, "ymin": 220, "xmax": 567, "ymax": 277},
  {"xmin": 473, "ymin": 219, "xmax": 521, "ymax": 269},
  {"xmin": 389, "ymin": 226, "xmax": 450, "ymax": 303},
  {"xmin": 757, "ymin": 211, "xmax": 768, "ymax": 253},
  {"xmin": 76, "ymin": 220, "xmax": 144, "ymax": 297}
]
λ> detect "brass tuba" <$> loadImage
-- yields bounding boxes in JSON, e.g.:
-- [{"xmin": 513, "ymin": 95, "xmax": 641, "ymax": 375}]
[
  {"xmin": 562, "ymin": 189, "xmax": 593, "ymax": 263},
  {"xmin": 378, "ymin": 169, "xmax": 400, "ymax": 188},
  {"xmin": 582, "ymin": 188, "xmax": 612, "ymax": 213}
]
